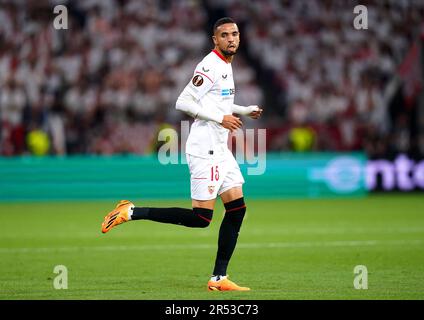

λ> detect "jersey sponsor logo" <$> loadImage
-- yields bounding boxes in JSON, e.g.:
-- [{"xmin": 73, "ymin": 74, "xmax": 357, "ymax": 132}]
[
  {"xmin": 202, "ymin": 66, "xmax": 210, "ymax": 72},
  {"xmin": 221, "ymin": 88, "xmax": 235, "ymax": 96},
  {"xmin": 192, "ymin": 75, "xmax": 204, "ymax": 87}
]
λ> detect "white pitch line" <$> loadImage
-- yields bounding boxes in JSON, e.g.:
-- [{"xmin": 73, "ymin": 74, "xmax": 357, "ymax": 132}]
[
  {"xmin": 0, "ymin": 239, "xmax": 423, "ymax": 254},
  {"xmin": 249, "ymin": 226, "xmax": 424, "ymax": 235}
]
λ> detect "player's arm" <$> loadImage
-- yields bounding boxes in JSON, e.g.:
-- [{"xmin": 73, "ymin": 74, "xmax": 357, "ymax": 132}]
[
  {"xmin": 175, "ymin": 65, "xmax": 242, "ymax": 131},
  {"xmin": 176, "ymin": 89, "xmax": 243, "ymax": 132},
  {"xmin": 232, "ymin": 104, "xmax": 263, "ymax": 119},
  {"xmin": 176, "ymin": 88, "xmax": 223, "ymax": 123}
]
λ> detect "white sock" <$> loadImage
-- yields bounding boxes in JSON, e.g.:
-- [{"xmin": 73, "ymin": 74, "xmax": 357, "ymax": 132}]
[
  {"xmin": 210, "ymin": 275, "xmax": 227, "ymax": 281},
  {"xmin": 127, "ymin": 206, "xmax": 134, "ymax": 220}
]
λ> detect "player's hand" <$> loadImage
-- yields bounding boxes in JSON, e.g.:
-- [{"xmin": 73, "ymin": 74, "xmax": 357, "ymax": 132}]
[
  {"xmin": 221, "ymin": 114, "xmax": 243, "ymax": 132},
  {"xmin": 248, "ymin": 106, "xmax": 263, "ymax": 119}
]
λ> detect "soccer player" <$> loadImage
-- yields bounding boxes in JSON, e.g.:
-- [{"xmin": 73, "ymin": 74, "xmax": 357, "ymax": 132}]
[{"xmin": 101, "ymin": 17, "xmax": 263, "ymax": 291}]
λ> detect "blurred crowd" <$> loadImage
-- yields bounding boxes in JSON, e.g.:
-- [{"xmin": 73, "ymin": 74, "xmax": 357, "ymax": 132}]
[
  {"xmin": 0, "ymin": 0, "xmax": 423, "ymax": 158},
  {"xmin": 221, "ymin": 0, "xmax": 424, "ymax": 157},
  {"xmin": 0, "ymin": 0, "xmax": 262, "ymax": 156}
]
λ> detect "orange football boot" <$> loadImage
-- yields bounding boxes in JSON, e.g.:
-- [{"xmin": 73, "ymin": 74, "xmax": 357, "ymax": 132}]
[
  {"xmin": 101, "ymin": 200, "xmax": 134, "ymax": 234},
  {"xmin": 207, "ymin": 276, "xmax": 250, "ymax": 291}
]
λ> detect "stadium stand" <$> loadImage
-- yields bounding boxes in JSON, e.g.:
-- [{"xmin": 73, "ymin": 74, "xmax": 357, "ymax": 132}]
[{"xmin": 0, "ymin": 0, "xmax": 423, "ymax": 158}]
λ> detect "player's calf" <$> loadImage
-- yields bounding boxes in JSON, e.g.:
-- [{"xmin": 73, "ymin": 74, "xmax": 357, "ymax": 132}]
[
  {"xmin": 130, "ymin": 206, "xmax": 214, "ymax": 228},
  {"xmin": 212, "ymin": 197, "xmax": 246, "ymax": 276}
]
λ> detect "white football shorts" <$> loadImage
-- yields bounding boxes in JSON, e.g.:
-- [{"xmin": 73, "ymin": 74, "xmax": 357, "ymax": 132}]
[{"xmin": 186, "ymin": 153, "xmax": 245, "ymax": 200}]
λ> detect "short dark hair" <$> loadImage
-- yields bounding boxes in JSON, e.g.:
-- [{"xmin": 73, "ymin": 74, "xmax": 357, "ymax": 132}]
[{"xmin": 213, "ymin": 17, "xmax": 236, "ymax": 34}]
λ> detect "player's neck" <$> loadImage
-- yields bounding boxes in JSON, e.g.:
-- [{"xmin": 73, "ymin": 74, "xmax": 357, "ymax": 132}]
[{"xmin": 213, "ymin": 47, "xmax": 234, "ymax": 63}]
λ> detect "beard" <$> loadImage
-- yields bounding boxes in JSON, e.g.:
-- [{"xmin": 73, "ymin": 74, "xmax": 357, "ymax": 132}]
[{"xmin": 221, "ymin": 46, "xmax": 238, "ymax": 57}]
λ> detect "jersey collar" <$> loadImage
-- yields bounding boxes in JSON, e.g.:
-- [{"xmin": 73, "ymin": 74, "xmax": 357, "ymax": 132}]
[{"xmin": 212, "ymin": 49, "xmax": 229, "ymax": 63}]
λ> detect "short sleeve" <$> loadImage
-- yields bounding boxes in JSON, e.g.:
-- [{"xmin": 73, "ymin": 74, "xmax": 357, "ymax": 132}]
[{"xmin": 186, "ymin": 61, "xmax": 216, "ymax": 100}]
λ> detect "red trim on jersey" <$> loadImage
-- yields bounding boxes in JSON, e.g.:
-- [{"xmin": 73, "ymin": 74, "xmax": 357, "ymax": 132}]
[
  {"xmin": 212, "ymin": 49, "xmax": 228, "ymax": 63},
  {"xmin": 195, "ymin": 71, "xmax": 213, "ymax": 83}
]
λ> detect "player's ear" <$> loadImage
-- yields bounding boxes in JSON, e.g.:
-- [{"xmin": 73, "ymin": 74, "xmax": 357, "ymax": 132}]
[{"xmin": 212, "ymin": 35, "xmax": 218, "ymax": 46}]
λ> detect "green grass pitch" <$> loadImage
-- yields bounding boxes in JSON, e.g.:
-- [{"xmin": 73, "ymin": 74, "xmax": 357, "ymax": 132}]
[{"xmin": 0, "ymin": 194, "xmax": 423, "ymax": 300}]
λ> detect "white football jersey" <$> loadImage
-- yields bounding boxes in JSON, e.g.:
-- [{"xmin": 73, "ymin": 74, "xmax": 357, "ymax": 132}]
[{"xmin": 181, "ymin": 49, "xmax": 235, "ymax": 159}]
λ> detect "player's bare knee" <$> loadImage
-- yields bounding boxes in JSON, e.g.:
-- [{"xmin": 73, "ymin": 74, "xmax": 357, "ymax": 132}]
[{"xmin": 193, "ymin": 207, "xmax": 213, "ymax": 228}]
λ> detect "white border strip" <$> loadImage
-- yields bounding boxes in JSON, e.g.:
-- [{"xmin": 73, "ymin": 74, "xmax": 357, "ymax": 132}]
[{"xmin": 0, "ymin": 239, "xmax": 422, "ymax": 254}]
